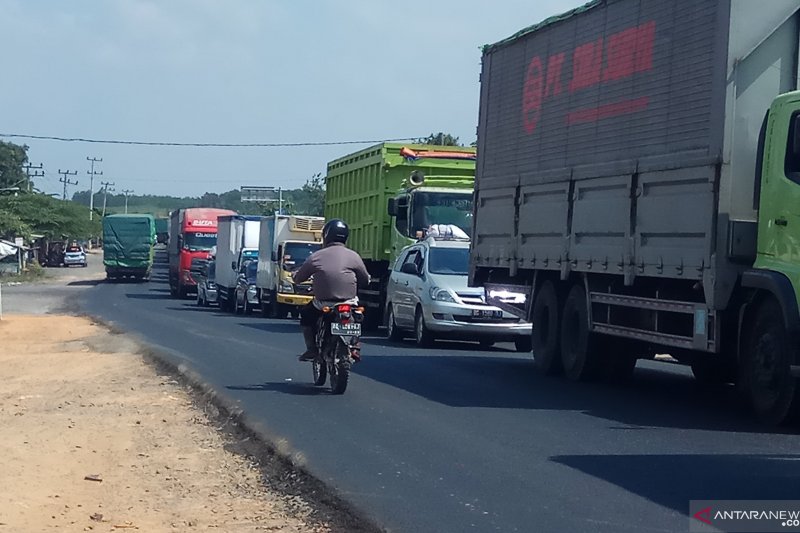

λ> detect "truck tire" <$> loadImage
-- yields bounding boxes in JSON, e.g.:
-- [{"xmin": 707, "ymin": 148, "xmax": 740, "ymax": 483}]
[
  {"xmin": 531, "ymin": 281, "xmax": 562, "ymax": 375},
  {"xmin": 743, "ymin": 298, "xmax": 800, "ymax": 425},
  {"xmin": 560, "ymin": 284, "xmax": 601, "ymax": 381}
]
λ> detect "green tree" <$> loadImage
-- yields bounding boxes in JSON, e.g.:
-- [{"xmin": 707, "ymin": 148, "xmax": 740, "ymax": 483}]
[
  {"xmin": 290, "ymin": 173, "xmax": 325, "ymax": 216},
  {"xmin": 0, "ymin": 141, "xmax": 31, "ymax": 192},
  {"xmin": 0, "ymin": 194, "xmax": 101, "ymax": 240},
  {"xmin": 416, "ymin": 132, "xmax": 462, "ymax": 146}
]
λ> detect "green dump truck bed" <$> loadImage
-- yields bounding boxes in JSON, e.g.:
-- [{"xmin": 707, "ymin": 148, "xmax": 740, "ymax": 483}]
[
  {"xmin": 325, "ymin": 143, "xmax": 476, "ymax": 263},
  {"xmin": 103, "ymin": 214, "xmax": 156, "ymax": 278}
]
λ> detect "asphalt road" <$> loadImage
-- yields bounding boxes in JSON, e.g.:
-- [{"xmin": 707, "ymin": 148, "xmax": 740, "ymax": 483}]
[{"xmin": 78, "ymin": 250, "xmax": 800, "ymax": 533}]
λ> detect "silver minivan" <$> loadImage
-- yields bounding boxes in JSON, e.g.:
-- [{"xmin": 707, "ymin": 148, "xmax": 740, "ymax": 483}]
[{"xmin": 385, "ymin": 235, "xmax": 532, "ymax": 351}]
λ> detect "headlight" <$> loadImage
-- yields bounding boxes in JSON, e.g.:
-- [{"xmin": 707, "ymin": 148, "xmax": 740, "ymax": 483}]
[
  {"xmin": 279, "ymin": 280, "xmax": 294, "ymax": 293},
  {"xmin": 247, "ymin": 285, "xmax": 258, "ymax": 296},
  {"xmin": 430, "ymin": 287, "xmax": 455, "ymax": 302}
]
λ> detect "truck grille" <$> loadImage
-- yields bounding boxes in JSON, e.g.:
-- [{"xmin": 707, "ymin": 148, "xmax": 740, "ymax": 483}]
[{"xmin": 294, "ymin": 284, "xmax": 313, "ymax": 295}]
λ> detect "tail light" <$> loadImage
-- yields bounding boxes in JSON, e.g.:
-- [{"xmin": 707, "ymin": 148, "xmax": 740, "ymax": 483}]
[{"xmin": 337, "ymin": 304, "xmax": 351, "ymax": 323}]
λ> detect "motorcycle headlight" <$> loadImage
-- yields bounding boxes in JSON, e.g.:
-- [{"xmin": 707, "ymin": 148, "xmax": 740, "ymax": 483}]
[
  {"xmin": 279, "ymin": 280, "xmax": 294, "ymax": 293},
  {"xmin": 430, "ymin": 287, "xmax": 455, "ymax": 303}
]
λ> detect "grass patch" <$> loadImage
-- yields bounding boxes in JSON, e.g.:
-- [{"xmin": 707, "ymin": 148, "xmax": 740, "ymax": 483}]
[{"xmin": 0, "ymin": 262, "xmax": 48, "ymax": 283}]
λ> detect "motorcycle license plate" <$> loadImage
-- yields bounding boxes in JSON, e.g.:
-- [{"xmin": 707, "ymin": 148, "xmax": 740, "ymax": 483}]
[{"xmin": 331, "ymin": 322, "xmax": 361, "ymax": 335}]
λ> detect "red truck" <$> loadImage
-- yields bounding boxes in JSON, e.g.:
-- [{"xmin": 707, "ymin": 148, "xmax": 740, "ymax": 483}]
[{"xmin": 168, "ymin": 208, "xmax": 236, "ymax": 297}]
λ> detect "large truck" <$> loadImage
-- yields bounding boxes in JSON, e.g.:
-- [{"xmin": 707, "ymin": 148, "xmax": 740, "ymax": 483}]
[
  {"xmin": 326, "ymin": 143, "xmax": 476, "ymax": 324},
  {"xmin": 168, "ymin": 208, "xmax": 236, "ymax": 297},
  {"xmin": 102, "ymin": 214, "xmax": 156, "ymax": 281},
  {"xmin": 470, "ymin": 0, "xmax": 800, "ymax": 424},
  {"xmin": 256, "ymin": 214, "xmax": 324, "ymax": 318},
  {"xmin": 215, "ymin": 214, "xmax": 263, "ymax": 311}
]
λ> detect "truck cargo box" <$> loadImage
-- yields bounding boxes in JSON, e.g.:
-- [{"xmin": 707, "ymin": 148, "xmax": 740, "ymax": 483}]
[{"xmin": 472, "ymin": 0, "xmax": 800, "ymax": 310}]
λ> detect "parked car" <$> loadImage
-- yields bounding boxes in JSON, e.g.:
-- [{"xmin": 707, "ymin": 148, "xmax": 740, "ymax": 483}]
[
  {"xmin": 63, "ymin": 244, "xmax": 87, "ymax": 267},
  {"xmin": 234, "ymin": 260, "xmax": 259, "ymax": 314},
  {"xmin": 196, "ymin": 259, "xmax": 218, "ymax": 307},
  {"xmin": 385, "ymin": 231, "xmax": 532, "ymax": 351}
]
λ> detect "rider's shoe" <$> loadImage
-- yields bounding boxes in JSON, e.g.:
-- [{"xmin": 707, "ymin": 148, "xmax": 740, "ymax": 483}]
[{"xmin": 298, "ymin": 350, "xmax": 317, "ymax": 362}]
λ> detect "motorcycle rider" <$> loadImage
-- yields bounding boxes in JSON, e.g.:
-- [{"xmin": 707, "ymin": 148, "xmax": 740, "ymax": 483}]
[{"xmin": 292, "ymin": 219, "xmax": 369, "ymax": 361}]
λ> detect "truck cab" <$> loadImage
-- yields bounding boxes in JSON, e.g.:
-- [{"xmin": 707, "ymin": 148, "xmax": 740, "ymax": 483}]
[{"xmin": 388, "ymin": 175, "xmax": 474, "ymax": 266}]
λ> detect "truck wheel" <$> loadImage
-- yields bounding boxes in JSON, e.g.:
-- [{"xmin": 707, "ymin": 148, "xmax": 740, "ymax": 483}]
[
  {"xmin": 385, "ymin": 305, "xmax": 404, "ymax": 342},
  {"xmin": 560, "ymin": 284, "xmax": 601, "ymax": 381},
  {"xmin": 531, "ymin": 281, "xmax": 562, "ymax": 375},
  {"xmin": 271, "ymin": 298, "xmax": 286, "ymax": 319},
  {"xmin": 414, "ymin": 308, "xmax": 435, "ymax": 347},
  {"xmin": 743, "ymin": 298, "xmax": 800, "ymax": 425}
]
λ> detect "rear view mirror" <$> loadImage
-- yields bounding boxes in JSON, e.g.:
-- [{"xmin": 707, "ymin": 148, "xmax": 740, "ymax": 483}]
[
  {"xmin": 231, "ymin": 261, "xmax": 237, "ymax": 270},
  {"xmin": 271, "ymin": 251, "xmax": 277, "ymax": 262},
  {"xmin": 387, "ymin": 198, "xmax": 397, "ymax": 217},
  {"xmin": 400, "ymin": 262, "xmax": 419, "ymax": 276}
]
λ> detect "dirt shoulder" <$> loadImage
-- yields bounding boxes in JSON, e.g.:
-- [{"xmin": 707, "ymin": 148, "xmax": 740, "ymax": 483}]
[{"xmin": 0, "ymin": 314, "xmax": 328, "ymax": 532}]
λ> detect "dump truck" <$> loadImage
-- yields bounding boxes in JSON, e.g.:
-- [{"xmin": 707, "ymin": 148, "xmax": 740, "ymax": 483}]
[
  {"xmin": 326, "ymin": 143, "xmax": 476, "ymax": 324},
  {"xmin": 470, "ymin": 0, "xmax": 800, "ymax": 424},
  {"xmin": 255, "ymin": 214, "xmax": 324, "ymax": 318},
  {"xmin": 215, "ymin": 214, "xmax": 263, "ymax": 311},
  {"xmin": 102, "ymin": 214, "xmax": 156, "ymax": 281}
]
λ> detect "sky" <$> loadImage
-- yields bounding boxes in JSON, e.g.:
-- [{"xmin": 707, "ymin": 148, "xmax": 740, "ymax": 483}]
[{"xmin": 1, "ymin": 0, "xmax": 581, "ymax": 198}]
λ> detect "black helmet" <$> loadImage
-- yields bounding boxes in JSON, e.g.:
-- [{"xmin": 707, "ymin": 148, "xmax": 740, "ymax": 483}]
[{"xmin": 322, "ymin": 219, "xmax": 349, "ymax": 246}]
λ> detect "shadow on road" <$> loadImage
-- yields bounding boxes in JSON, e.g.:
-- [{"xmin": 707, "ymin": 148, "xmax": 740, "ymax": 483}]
[
  {"xmin": 67, "ymin": 279, "xmax": 104, "ymax": 287},
  {"xmin": 226, "ymin": 381, "xmax": 329, "ymax": 395},
  {"xmin": 239, "ymin": 321, "xmax": 300, "ymax": 334},
  {"xmin": 551, "ymin": 453, "xmax": 800, "ymax": 514},
  {"xmin": 350, "ymin": 353, "xmax": 784, "ymax": 434},
  {"xmin": 125, "ymin": 292, "xmax": 173, "ymax": 300}
]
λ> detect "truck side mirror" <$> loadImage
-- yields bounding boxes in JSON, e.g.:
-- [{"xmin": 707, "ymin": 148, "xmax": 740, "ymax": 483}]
[
  {"xmin": 231, "ymin": 261, "xmax": 237, "ymax": 270},
  {"xmin": 387, "ymin": 198, "xmax": 397, "ymax": 217},
  {"xmin": 271, "ymin": 251, "xmax": 277, "ymax": 262}
]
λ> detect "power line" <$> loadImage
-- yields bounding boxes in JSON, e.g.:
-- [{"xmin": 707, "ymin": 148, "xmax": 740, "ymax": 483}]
[{"xmin": 0, "ymin": 133, "xmax": 419, "ymax": 148}]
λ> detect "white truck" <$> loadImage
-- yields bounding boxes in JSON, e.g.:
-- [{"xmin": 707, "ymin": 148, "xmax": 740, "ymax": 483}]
[
  {"xmin": 256, "ymin": 214, "xmax": 324, "ymax": 318},
  {"xmin": 215, "ymin": 215, "xmax": 263, "ymax": 312}
]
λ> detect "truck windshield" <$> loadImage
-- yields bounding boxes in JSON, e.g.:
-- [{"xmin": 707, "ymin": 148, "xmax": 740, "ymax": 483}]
[
  {"xmin": 184, "ymin": 232, "xmax": 216, "ymax": 251},
  {"xmin": 411, "ymin": 191, "xmax": 473, "ymax": 237},
  {"xmin": 428, "ymin": 247, "xmax": 469, "ymax": 276},
  {"xmin": 283, "ymin": 242, "xmax": 320, "ymax": 271}
]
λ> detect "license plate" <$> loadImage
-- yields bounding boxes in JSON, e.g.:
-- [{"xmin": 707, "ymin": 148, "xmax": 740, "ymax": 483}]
[
  {"xmin": 331, "ymin": 322, "xmax": 361, "ymax": 335},
  {"xmin": 472, "ymin": 309, "xmax": 503, "ymax": 319}
]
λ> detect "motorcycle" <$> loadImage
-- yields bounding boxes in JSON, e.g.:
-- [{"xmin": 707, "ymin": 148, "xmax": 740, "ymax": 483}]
[{"xmin": 312, "ymin": 302, "xmax": 364, "ymax": 394}]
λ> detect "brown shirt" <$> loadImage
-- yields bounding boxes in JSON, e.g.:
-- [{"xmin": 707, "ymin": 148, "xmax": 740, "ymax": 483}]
[{"xmin": 293, "ymin": 243, "xmax": 369, "ymax": 301}]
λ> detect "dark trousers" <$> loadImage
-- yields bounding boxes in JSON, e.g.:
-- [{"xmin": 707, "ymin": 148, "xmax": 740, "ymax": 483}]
[{"xmin": 300, "ymin": 303, "xmax": 322, "ymax": 327}]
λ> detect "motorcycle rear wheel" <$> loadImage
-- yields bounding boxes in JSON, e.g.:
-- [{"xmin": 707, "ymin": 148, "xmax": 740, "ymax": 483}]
[{"xmin": 329, "ymin": 342, "xmax": 351, "ymax": 395}]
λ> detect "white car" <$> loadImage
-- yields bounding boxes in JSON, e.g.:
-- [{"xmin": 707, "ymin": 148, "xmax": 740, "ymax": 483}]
[
  {"xmin": 63, "ymin": 245, "xmax": 87, "ymax": 267},
  {"xmin": 385, "ymin": 234, "xmax": 532, "ymax": 351}
]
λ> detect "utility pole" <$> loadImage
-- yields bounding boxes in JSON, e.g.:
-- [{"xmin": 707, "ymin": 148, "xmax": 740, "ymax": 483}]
[
  {"xmin": 86, "ymin": 157, "xmax": 103, "ymax": 220},
  {"xmin": 22, "ymin": 162, "xmax": 44, "ymax": 193},
  {"xmin": 58, "ymin": 169, "xmax": 78, "ymax": 200},
  {"xmin": 100, "ymin": 181, "xmax": 115, "ymax": 217},
  {"xmin": 122, "ymin": 189, "xmax": 134, "ymax": 214}
]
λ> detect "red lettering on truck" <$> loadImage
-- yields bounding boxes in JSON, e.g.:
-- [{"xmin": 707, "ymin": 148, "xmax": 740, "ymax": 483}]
[{"xmin": 520, "ymin": 21, "xmax": 656, "ymax": 134}]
